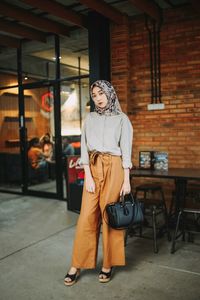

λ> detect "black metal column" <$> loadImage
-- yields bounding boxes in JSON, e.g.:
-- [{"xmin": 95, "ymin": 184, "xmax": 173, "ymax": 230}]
[
  {"xmin": 88, "ymin": 11, "xmax": 111, "ymax": 110},
  {"xmin": 54, "ymin": 35, "xmax": 63, "ymax": 199},
  {"xmin": 145, "ymin": 16, "xmax": 162, "ymax": 104},
  {"xmin": 17, "ymin": 44, "xmax": 28, "ymax": 193},
  {"xmin": 78, "ymin": 56, "xmax": 82, "ymax": 130}
]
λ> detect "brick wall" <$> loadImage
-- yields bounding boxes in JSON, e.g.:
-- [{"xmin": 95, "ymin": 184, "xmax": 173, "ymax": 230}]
[
  {"xmin": 111, "ymin": 6, "xmax": 200, "ymax": 169},
  {"xmin": 111, "ymin": 5, "xmax": 200, "ymax": 202},
  {"xmin": 111, "ymin": 18, "xmax": 130, "ymax": 113}
]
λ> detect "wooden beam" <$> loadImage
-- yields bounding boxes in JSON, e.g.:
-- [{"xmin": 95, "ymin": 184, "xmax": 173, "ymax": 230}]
[
  {"xmin": 128, "ymin": 0, "xmax": 161, "ymax": 22},
  {"xmin": 21, "ymin": 0, "xmax": 87, "ymax": 28},
  {"xmin": 0, "ymin": 19, "xmax": 47, "ymax": 43},
  {"xmin": 78, "ymin": 0, "xmax": 125, "ymax": 24},
  {"xmin": 189, "ymin": 0, "xmax": 200, "ymax": 13},
  {"xmin": 0, "ymin": 1, "xmax": 69, "ymax": 36},
  {"xmin": 0, "ymin": 34, "xmax": 21, "ymax": 48}
]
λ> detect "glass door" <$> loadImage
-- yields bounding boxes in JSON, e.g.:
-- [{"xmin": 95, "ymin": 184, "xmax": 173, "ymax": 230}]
[
  {"xmin": 0, "ymin": 86, "xmax": 22, "ymax": 193},
  {"xmin": 22, "ymin": 83, "xmax": 61, "ymax": 198},
  {"xmin": 60, "ymin": 78, "xmax": 89, "ymax": 207}
]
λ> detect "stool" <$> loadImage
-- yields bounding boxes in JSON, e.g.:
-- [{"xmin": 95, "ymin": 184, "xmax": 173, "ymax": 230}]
[
  {"xmin": 171, "ymin": 208, "xmax": 200, "ymax": 253},
  {"xmin": 171, "ymin": 187, "xmax": 200, "ymax": 253},
  {"xmin": 126, "ymin": 183, "xmax": 171, "ymax": 253}
]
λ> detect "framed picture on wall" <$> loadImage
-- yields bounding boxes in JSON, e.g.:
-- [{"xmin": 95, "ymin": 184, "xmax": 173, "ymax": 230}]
[
  {"xmin": 139, "ymin": 151, "xmax": 153, "ymax": 169},
  {"xmin": 153, "ymin": 152, "xmax": 168, "ymax": 170},
  {"xmin": 139, "ymin": 151, "xmax": 168, "ymax": 170}
]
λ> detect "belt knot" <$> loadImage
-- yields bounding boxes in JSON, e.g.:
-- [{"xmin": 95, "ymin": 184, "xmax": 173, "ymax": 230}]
[{"xmin": 89, "ymin": 151, "xmax": 102, "ymax": 165}]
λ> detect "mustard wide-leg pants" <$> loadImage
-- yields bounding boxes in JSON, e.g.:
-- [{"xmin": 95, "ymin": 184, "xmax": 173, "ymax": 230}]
[{"xmin": 71, "ymin": 154, "xmax": 125, "ymax": 269}]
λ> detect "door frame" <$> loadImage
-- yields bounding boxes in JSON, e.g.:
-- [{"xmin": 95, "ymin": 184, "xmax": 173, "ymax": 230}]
[
  {"xmin": 0, "ymin": 35, "xmax": 89, "ymax": 199},
  {"xmin": 21, "ymin": 80, "xmax": 63, "ymax": 199}
]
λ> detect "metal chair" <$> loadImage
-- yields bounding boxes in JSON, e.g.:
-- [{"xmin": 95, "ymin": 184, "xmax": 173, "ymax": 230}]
[
  {"xmin": 171, "ymin": 185, "xmax": 200, "ymax": 253},
  {"xmin": 126, "ymin": 183, "xmax": 171, "ymax": 253}
]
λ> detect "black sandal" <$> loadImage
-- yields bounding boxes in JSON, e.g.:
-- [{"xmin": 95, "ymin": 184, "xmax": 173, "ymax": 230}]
[
  {"xmin": 99, "ymin": 267, "xmax": 113, "ymax": 283},
  {"xmin": 64, "ymin": 269, "xmax": 80, "ymax": 286}
]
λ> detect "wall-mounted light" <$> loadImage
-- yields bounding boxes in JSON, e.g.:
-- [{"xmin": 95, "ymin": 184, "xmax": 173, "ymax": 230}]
[
  {"xmin": 70, "ymin": 83, "xmax": 76, "ymax": 90},
  {"xmin": 24, "ymin": 74, "xmax": 28, "ymax": 80},
  {"xmin": 86, "ymin": 100, "xmax": 90, "ymax": 108},
  {"xmin": 82, "ymin": 83, "xmax": 88, "ymax": 88}
]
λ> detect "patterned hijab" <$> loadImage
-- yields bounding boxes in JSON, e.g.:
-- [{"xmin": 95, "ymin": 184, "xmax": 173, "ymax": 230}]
[{"xmin": 90, "ymin": 80, "xmax": 122, "ymax": 116}]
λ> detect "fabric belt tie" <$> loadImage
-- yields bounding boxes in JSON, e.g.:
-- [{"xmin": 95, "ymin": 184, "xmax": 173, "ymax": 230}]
[{"xmin": 89, "ymin": 151, "xmax": 111, "ymax": 165}]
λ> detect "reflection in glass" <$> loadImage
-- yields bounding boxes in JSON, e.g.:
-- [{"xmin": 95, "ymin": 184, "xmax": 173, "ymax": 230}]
[
  {"xmin": 60, "ymin": 30, "xmax": 89, "ymax": 79},
  {"xmin": 57, "ymin": 79, "xmax": 89, "ymax": 136},
  {"xmin": 60, "ymin": 78, "xmax": 89, "ymax": 159},
  {"xmin": 22, "ymin": 39, "xmax": 56, "ymax": 83},
  {"xmin": 0, "ymin": 51, "xmax": 17, "ymax": 88}
]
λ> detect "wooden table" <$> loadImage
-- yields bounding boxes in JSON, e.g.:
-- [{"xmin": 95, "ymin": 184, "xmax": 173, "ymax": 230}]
[{"xmin": 130, "ymin": 168, "xmax": 200, "ymax": 213}]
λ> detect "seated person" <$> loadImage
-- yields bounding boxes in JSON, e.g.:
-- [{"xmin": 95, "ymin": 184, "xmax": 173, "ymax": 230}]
[
  {"xmin": 70, "ymin": 141, "xmax": 81, "ymax": 155},
  {"xmin": 28, "ymin": 137, "xmax": 47, "ymax": 169},
  {"xmin": 40, "ymin": 133, "xmax": 54, "ymax": 162},
  {"xmin": 62, "ymin": 137, "xmax": 75, "ymax": 156}
]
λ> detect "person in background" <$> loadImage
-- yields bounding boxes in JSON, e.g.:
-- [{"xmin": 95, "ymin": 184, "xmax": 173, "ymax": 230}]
[
  {"xmin": 40, "ymin": 133, "xmax": 54, "ymax": 162},
  {"xmin": 64, "ymin": 80, "xmax": 133, "ymax": 286},
  {"xmin": 28, "ymin": 137, "xmax": 47, "ymax": 169},
  {"xmin": 62, "ymin": 137, "xmax": 75, "ymax": 156}
]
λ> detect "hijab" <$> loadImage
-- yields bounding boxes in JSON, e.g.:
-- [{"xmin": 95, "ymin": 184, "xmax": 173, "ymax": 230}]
[{"xmin": 90, "ymin": 80, "xmax": 122, "ymax": 116}]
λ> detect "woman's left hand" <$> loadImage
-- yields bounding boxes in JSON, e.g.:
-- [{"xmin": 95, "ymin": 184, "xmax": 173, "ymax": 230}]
[{"xmin": 120, "ymin": 180, "xmax": 131, "ymax": 196}]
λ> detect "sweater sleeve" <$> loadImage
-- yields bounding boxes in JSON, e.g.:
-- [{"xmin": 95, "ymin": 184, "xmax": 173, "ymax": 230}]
[
  {"xmin": 80, "ymin": 117, "xmax": 89, "ymax": 165},
  {"xmin": 120, "ymin": 114, "xmax": 133, "ymax": 169}
]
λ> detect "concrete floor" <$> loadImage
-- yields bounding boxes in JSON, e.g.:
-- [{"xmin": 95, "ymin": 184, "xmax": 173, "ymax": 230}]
[{"xmin": 0, "ymin": 192, "xmax": 199, "ymax": 300}]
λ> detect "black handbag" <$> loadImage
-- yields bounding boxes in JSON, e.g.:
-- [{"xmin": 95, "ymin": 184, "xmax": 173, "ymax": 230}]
[{"xmin": 104, "ymin": 193, "xmax": 144, "ymax": 230}]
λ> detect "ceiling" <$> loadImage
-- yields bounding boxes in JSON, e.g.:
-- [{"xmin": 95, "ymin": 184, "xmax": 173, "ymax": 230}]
[{"xmin": 0, "ymin": 0, "xmax": 196, "ymax": 80}]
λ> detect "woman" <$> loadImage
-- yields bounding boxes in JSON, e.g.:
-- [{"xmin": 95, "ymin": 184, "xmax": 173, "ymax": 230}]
[
  {"xmin": 40, "ymin": 133, "xmax": 54, "ymax": 162},
  {"xmin": 28, "ymin": 137, "xmax": 47, "ymax": 169},
  {"xmin": 64, "ymin": 80, "xmax": 133, "ymax": 286}
]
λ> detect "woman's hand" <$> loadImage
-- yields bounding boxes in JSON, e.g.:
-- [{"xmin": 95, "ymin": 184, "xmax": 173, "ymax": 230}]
[
  {"xmin": 83, "ymin": 165, "xmax": 95, "ymax": 193},
  {"xmin": 120, "ymin": 168, "xmax": 131, "ymax": 195},
  {"xmin": 120, "ymin": 180, "xmax": 131, "ymax": 195},
  {"xmin": 85, "ymin": 175, "xmax": 95, "ymax": 193}
]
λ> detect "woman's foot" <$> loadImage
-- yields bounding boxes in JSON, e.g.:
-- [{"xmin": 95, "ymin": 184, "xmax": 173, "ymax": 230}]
[
  {"xmin": 64, "ymin": 267, "xmax": 80, "ymax": 286},
  {"xmin": 99, "ymin": 267, "xmax": 113, "ymax": 283}
]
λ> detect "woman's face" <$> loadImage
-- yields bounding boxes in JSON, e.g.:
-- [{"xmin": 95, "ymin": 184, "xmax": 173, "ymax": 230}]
[{"xmin": 91, "ymin": 86, "xmax": 108, "ymax": 109}]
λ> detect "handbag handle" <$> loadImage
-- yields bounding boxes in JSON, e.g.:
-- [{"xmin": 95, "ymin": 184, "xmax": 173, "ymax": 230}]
[
  {"xmin": 120, "ymin": 194, "xmax": 125, "ymax": 204},
  {"xmin": 102, "ymin": 193, "xmax": 134, "ymax": 227},
  {"xmin": 120, "ymin": 192, "xmax": 134, "ymax": 205},
  {"xmin": 121, "ymin": 192, "xmax": 135, "ymax": 205}
]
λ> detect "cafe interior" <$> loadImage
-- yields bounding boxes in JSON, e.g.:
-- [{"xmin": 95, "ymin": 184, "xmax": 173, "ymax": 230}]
[{"xmin": 0, "ymin": 1, "xmax": 200, "ymax": 299}]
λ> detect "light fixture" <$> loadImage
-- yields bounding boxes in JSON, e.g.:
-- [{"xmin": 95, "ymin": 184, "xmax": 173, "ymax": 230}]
[
  {"xmin": 24, "ymin": 74, "xmax": 28, "ymax": 80},
  {"xmin": 86, "ymin": 100, "xmax": 90, "ymax": 108},
  {"xmin": 82, "ymin": 83, "xmax": 88, "ymax": 88},
  {"xmin": 52, "ymin": 56, "xmax": 62, "ymax": 60}
]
